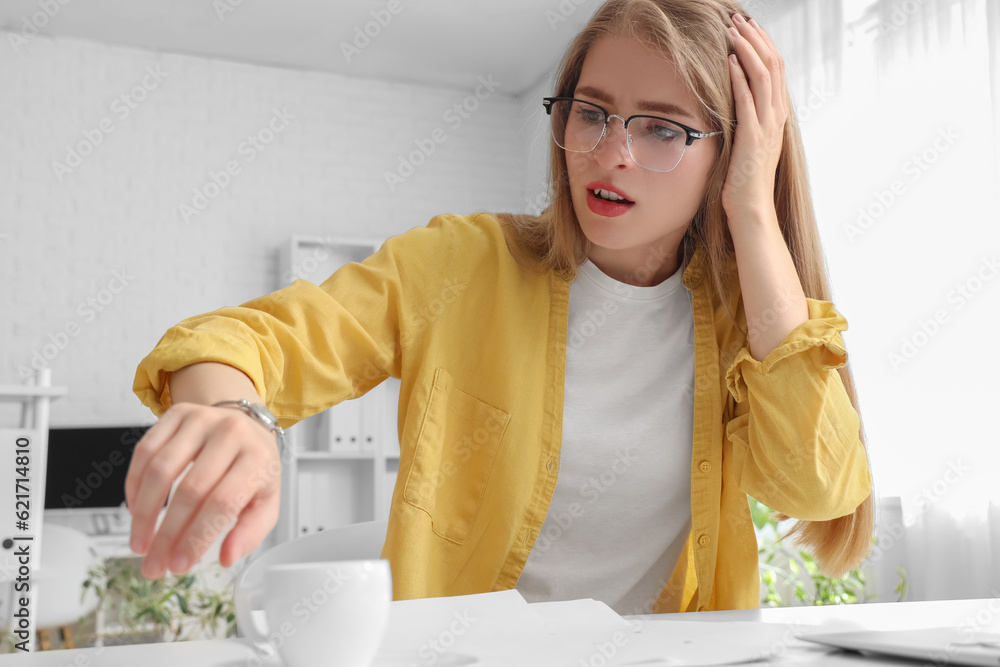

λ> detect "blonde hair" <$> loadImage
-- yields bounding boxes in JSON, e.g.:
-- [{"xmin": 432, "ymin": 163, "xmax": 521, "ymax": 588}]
[{"xmin": 494, "ymin": 0, "xmax": 874, "ymax": 578}]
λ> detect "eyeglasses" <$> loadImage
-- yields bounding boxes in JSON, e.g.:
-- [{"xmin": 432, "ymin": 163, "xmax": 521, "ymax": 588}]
[{"xmin": 542, "ymin": 96, "xmax": 722, "ymax": 172}]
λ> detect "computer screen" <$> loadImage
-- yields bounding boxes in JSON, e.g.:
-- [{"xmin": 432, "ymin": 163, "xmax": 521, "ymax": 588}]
[{"xmin": 44, "ymin": 425, "xmax": 151, "ymax": 510}]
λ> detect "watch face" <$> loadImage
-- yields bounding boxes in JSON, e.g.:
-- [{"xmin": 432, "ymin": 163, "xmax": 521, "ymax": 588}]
[{"xmin": 249, "ymin": 403, "xmax": 278, "ymax": 428}]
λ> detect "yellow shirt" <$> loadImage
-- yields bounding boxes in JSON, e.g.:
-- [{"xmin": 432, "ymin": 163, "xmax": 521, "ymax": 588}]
[{"xmin": 133, "ymin": 212, "xmax": 872, "ymax": 613}]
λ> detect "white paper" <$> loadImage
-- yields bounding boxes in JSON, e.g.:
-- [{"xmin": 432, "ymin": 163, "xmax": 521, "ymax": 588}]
[
  {"xmin": 374, "ymin": 590, "xmax": 639, "ymax": 667},
  {"xmin": 612, "ymin": 619, "xmax": 817, "ymax": 666},
  {"xmin": 529, "ymin": 597, "xmax": 634, "ymax": 636},
  {"xmin": 374, "ymin": 589, "xmax": 545, "ymax": 666},
  {"xmin": 372, "ymin": 590, "xmax": 830, "ymax": 667}
]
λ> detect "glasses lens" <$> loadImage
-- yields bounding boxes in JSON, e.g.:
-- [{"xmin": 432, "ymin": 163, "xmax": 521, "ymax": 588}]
[
  {"xmin": 550, "ymin": 100, "xmax": 605, "ymax": 152},
  {"xmin": 627, "ymin": 116, "xmax": 687, "ymax": 172}
]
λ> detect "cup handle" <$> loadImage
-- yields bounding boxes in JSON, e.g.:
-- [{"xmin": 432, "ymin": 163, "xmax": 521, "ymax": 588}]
[{"xmin": 234, "ymin": 558, "xmax": 275, "ymax": 654}]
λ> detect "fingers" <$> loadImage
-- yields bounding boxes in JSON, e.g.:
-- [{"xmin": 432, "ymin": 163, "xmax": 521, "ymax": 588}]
[
  {"xmin": 124, "ymin": 403, "xmax": 283, "ymax": 580},
  {"xmin": 747, "ymin": 17, "xmax": 788, "ymax": 110},
  {"xmin": 173, "ymin": 455, "xmax": 279, "ymax": 573},
  {"xmin": 218, "ymin": 492, "xmax": 281, "ymax": 568},
  {"xmin": 729, "ymin": 23, "xmax": 770, "ymax": 121},
  {"xmin": 728, "ymin": 40, "xmax": 755, "ymax": 126},
  {"xmin": 125, "ymin": 408, "xmax": 182, "ymax": 521},
  {"xmin": 127, "ymin": 409, "xmax": 208, "ymax": 556},
  {"xmin": 139, "ymin": 429, "xmax": 245, "ymax": 579},
  {"xmin": 729, "ymin": 14, "xmax": 784, "ymax": 124}
]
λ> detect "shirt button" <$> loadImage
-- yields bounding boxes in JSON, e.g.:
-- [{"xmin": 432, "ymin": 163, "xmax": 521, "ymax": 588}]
[
  {"xmin": 698, "ymin": 534, "xmax": 711, "ymax": 547},
  {"xmin": 699, "ymin": 461, "xmax": 712, "ymax": 473}
]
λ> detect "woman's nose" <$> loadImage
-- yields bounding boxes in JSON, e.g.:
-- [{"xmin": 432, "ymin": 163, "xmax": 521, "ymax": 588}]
[{"xmin": 594, "ymin": 116, "xmax": 633, "ymax": 166}]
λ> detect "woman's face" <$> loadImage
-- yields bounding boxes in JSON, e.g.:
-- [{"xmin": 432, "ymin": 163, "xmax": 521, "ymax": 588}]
[{"xmin": 566, "ymin": 35, "xmax": 720, "ymax": 283}]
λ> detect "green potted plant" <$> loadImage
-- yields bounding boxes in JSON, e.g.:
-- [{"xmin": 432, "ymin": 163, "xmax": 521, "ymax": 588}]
[
  {"xmin": 750, "ymin": 497, "xmax": 908, "ymax": 606},
  {"xmin": 81, "ymin": 557, "xmax": 236, "ymax": 644}
]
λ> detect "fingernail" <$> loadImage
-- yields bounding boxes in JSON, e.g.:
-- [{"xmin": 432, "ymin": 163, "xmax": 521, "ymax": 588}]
[
  {"xmin": 143, "ymin": 556, "xmax": 161, "ymax": 578},
  {"xmin": 729, "ymin": 26, "xmax": 739, "ymax": 38},
  {"xmin": 170, "ymin": 553, "xmax": 190, "ymax": 573},
  {"xmin": 132, "ymin": 537, "xmax": 147, "ymax": 555},
  {"xmin": 733, "ymin": 13, "xmax": 746, "ymax": 23}
]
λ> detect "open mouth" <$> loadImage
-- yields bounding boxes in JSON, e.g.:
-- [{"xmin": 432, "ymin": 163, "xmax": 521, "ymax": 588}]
[
  {"xmin": 591, "ymin": 187, "xmax": 634, "ymax": 204},
  {"xmin": 586, "ymin": 187, "xmax": 636, "ymax": 217}
]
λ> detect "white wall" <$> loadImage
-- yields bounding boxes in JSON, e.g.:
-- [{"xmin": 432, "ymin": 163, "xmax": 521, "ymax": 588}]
[
  {"xmin": 514, "ymin": 71, "xmax": 558, "ymax": 215},
  {"xmin": 1, "ymin": 32, "xmax": 530, "ymax": 426}
]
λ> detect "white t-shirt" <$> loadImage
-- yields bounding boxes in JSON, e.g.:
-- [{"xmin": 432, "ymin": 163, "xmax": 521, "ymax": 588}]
[{"xmin": 515, "ymin": 255, "xmax": 695, "ymax": 615}]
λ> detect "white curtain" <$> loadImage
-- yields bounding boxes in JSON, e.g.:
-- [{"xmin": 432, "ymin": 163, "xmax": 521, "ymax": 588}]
[{"xmin": 751, "ymin": 0, "xmax": 1000, "ymax": 603}]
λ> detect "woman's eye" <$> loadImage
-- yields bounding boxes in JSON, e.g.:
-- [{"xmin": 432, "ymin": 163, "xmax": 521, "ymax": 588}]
[
  {"xmin": 650, "ymin": 123, "xmax": 682, "ymax": 140},
  {"xmin": 578, "ymin": 109, "xmax": 603, "ymax": 124}
]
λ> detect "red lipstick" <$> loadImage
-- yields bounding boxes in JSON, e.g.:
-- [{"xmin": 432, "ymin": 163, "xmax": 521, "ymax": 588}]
[{"xmin": 585, "ymin": 181, "xmax": 636, "ymax": 217}]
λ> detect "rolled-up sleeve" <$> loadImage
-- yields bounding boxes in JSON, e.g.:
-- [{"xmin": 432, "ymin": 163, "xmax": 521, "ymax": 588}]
[
  {"xmin": 132, "ymin": 244, "xmax": 408, "ymax": 429},
  {"xmin": 723, "ymin": 298, "xmax": 871, "ymax": 521}
]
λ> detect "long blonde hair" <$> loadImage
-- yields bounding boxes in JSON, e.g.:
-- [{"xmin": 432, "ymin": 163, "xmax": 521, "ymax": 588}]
[{"xmin": 494, "ymin": 0, "xmax": 874, "ymax": 578}]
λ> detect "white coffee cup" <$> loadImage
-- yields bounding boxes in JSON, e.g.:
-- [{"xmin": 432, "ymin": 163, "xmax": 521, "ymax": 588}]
[{"xmin": 235, "ymin": 559, "xmax": 392, "ymax": 667}]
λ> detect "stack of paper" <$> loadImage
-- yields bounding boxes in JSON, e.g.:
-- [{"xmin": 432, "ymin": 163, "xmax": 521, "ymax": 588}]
[{"xmin": 374, "ymin": 589, "xmax": 808, "ymax": 666}]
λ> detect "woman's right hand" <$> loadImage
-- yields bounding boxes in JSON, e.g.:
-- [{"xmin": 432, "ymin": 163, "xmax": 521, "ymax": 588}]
[{"xmin": 124, "ymin": 401, "xmax": 283, "ymax": 580}]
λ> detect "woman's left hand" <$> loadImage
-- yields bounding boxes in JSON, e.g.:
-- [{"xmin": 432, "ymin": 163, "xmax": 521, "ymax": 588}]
[{"xmin": 721, "ymin": 14, "xmax": 790, "ymax": 221}]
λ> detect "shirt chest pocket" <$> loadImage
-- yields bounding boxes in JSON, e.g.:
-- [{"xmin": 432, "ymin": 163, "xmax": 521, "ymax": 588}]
[{"xmin": 402, "ymin": 367, "xmax": 511, "ymax": 545}]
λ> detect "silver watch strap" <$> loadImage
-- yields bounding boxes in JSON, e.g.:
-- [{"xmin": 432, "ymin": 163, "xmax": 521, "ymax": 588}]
[{"xmin": 212, "ymin": 399, "xmax": 285, "ymax": 453}]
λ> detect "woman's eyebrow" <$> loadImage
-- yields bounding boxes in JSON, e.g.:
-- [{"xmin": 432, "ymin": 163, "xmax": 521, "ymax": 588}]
[{"xmin": 575, "ymin": 85, "xmax": 697, "ymax": 121}]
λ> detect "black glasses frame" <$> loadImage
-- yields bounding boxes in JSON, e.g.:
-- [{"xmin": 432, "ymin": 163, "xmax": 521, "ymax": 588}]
[{"xmin": 542, "ymin": 96, "xmax": 722, "ymax": 148}]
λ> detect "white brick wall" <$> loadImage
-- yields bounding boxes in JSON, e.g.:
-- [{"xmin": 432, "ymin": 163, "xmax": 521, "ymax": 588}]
[
  {"xmin": 1, "ymin": 32, "xmax": 536, "ymax": 426},
  {"xmin": 517, "ymin": 71, "xmax": 558, "ymax": 214}
]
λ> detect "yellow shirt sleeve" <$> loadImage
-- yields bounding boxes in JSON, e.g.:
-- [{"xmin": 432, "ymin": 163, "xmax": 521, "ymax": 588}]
[
  {"xmin": 722, "ymin": 297, "xmax": 872, "ymax": 521},
  {"xmin": 132, "ymin": 239, "xmax": 413, "ymax": 429},
  {"xmin": 132, "ymin": 213, "xmax": 488, "ymax": 429}
]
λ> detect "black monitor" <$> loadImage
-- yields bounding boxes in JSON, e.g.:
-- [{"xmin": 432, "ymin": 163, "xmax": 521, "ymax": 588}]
[{"xmin": 44, "ymin": 425, "xmax": 151, "ymax": 510}]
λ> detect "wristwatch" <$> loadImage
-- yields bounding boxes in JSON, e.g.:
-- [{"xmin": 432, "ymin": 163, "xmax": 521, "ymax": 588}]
[{"xmin": 212, "ymin": 399, "xmax": 286, "ymax": 452}]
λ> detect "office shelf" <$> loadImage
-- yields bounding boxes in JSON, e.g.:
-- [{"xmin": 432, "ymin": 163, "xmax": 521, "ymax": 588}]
[{"xmin": 274, "ymin": 236, "xmax": 401, "ymax": 543}]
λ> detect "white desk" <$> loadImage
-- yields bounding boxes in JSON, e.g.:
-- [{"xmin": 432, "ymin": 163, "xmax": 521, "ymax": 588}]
[
  {"xmin": 637, "ymin": 595, "xmax": 999, "ymax": 629},
  {"xmin": 1, "ymin": 597, "xmax": 996, "ymax": 666}
]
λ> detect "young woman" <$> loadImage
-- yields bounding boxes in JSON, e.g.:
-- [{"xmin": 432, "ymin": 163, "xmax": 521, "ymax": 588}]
[{"xmin": 127, "ymin": 0, "xmax": 874, "ymax": 615}]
